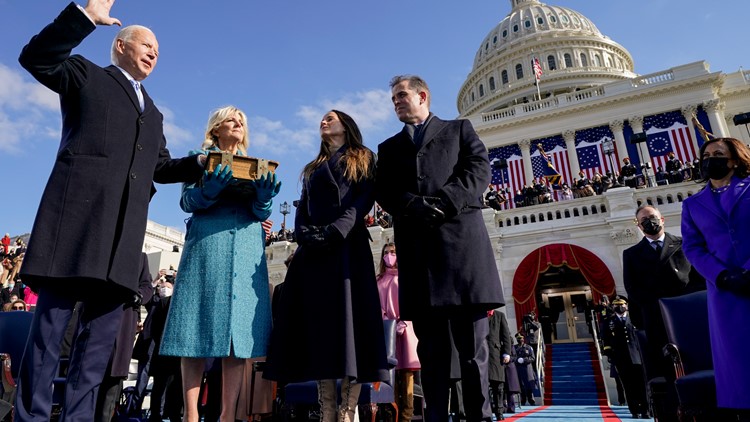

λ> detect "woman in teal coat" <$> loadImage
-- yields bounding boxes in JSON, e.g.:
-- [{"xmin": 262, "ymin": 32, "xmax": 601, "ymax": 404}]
[{"xmin": 160, "ymin": 106, "xmax": 281, "ymax": 422}]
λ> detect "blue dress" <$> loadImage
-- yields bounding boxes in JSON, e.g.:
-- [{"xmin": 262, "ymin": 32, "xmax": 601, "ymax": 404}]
[{"xmin": 160, "ymin": 148, "xmax": 273, "ymax": 358}]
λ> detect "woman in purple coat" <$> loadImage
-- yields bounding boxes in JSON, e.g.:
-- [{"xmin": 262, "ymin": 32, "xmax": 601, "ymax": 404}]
[{"xmin": 681, "ymin": 137, "xmax": 750, "ymax": 412}]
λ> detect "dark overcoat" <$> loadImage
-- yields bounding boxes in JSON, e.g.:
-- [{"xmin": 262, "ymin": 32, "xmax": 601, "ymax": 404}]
[
  {"xmin": 681, "ymin": 176, "xmax": 750, "ymax": 409},
  {"xmin": 265, "ymin": 147, "xmax": 388, "ymax": 383},
  {"xmin": 18, "ymin": 4, "xmax": 202, "ymax": 297},
  {"xmin": 109, "ymin": 253, "xmax": 154, "ymax": 377},
  {"xmin": 622, "ymin": 232, "xmax": 705, "ymax": 372},
  {"xmin": 487, "ymin": 311, "xmax": 512, "ymax": 383},
  {"xmin": 375, "ymin": 115, "xmax": 504, "ymax": 319}
]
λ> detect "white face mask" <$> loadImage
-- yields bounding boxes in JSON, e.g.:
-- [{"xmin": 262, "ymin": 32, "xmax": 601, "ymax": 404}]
[{"xmin": 159, "ymin": 287, "xmax": 173, "ymax": 298}]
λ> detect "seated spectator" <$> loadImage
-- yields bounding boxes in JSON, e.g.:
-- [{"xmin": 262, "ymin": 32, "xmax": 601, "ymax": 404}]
[
  {"xmin": 485, "ymin": 186, "xmax": 505, "ymax": 210},
  {"xmin": 10, "ymin": 299, "xmax": 27, "ymax": 311},
  {"xmin": 1, "ymin": 278, "xmax": 23, "ymax": 304},
  {"xmin": 655, "ymin": 166, "xmax": 668, "ymax": 184},
  {"xmin": 592, "ymin": 174, "xmax": 604, "ymax": 195},
  {"xmin": 559, "ymin": 183, "xmax": 574, "ymax": 201}
]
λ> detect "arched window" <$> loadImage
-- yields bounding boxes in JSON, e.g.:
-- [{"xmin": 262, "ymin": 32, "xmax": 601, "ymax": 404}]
[
  {"xmin": 564, "ymin": 53, "xmax": 572, "ymax": 68},
  {"xmin": 503, "ymin": 29, "xmax": 508, "ymax": 37},
  {"xmin": 471, "ymin": 92, "xmax": 475, "ymax": 102},
  {"xmin": 594, "ymin": 54, "xmax": 601, "ymax": 67},
  {"xmin": 515, "ymin": 63, "xmax": 524, "ymax": 80},
  {"xmin": 501, "ymin": 70, "xmax": 509, "ymax": 84},
  {"xmin": 524, "ymin": 20, "xmax": 531, "ymax": 28},
  {"xmin": 537, "ymin": 16, "xmax": 544, "ymax": 25},
  {"xmin": 479, "ymin": 84, "xmax": 485, "ymax": 97},
  {"xmin": 580, "ymin": 53, "xmax": 588, "ymax": 67},
  {"xmin": 547, "ymin": 55, "xmax": 557, "ymax": 70},
  {"xmin": 513, "ymin": 24, "xmax": 519, "ymax": 32},
  {"xmin": 489, "ymin": 77, "xmax": 496, "ymax": 91}
]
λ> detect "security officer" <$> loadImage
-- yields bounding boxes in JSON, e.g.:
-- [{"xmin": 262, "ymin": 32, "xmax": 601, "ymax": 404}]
[
  {"xmin": 602, "ymin": 296, "xmax": 649, "ymax": 419},
  {"xmin": 619, "ymin": 158, "xmax": 638, "ymax": 188},
  {"xmin": 514, "ymin": 333, "xmax": 536, "ymax": 406}
]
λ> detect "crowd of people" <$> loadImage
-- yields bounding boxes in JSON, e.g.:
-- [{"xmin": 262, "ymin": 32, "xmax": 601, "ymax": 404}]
[
  {"xmin": 5, "ymin": 1, "xmax": 749, "ymax": 422},
  {"xmin": 485, "ymin": 154, "xmax": 701, "ymax": 211}
]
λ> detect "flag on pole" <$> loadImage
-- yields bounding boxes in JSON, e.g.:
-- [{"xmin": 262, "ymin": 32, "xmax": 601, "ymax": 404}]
[
  {"xmin": 536, "ymin": 143, "xmax": 562, "ymax": 186},
  {"xmin": 533, "ymin": 57, "xmax": 543, "ymax": 81}
]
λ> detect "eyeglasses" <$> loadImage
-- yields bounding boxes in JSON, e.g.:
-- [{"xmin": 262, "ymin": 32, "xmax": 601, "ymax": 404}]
[{"xmin": 12, "ymin": 306, "xmax": 24, "ymax": 310}]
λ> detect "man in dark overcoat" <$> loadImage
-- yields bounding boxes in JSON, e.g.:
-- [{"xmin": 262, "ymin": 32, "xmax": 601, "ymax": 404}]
[
  {"xmin": 15, "ymin": 1, "xmax": 203, "ymax": 420},
  {"xmin": 623, "ymin": 205, "xmax": 705, "ymax": 375},
  {"xmin": 375, "ymin": 74, "xmax": 504, "ymax": 422},
  {"xmin": 488, "ymin": 310, "xmax": 512, "ymax": 420}
]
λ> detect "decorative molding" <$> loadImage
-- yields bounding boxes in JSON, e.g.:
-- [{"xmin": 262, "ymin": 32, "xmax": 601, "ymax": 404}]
[
  {"xmin": 703, "ymin": 99, "xmax": 724, "ymax": 112},
  {"xmin": 680, "ymin": 104, "xmax": 698, "ymax": 117},
  {"xmin": 628, "ymin": 115, "xmax": 644, "ymax": 127},
  {"xmin": 609, "ymin": 120, "xmax": 624, "ymax": 131},
  {"xmin": 269, "ymin": 272, "xmax": 283, "ymax": 284},
  {"xmin": 610, "ymin": 228, "xmax": 637, "ymax": 245},
  {"xmin": 519, "ymin": 139, "xmax": 531, "ymax": 149},
  {"xmin": 562, "ymin": 130, "xmax": 576, "ymax": 142}
]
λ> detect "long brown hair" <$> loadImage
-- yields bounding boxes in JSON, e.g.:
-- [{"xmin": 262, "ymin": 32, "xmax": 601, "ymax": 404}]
[
  {"xmin": 301, "ymin": 110, "xmax": 373, "ymax": 183},
  {"xmin": 377, "ymin": 242, "xmax": 396, "ymax": 278},
  {"xmin": 696, "ymin": 137, "xmax": 750, "ymax": 183}
]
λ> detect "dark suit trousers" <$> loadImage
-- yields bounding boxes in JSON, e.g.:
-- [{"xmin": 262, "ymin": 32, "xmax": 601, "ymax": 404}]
[
  {"xmin": 14, "ymin": 284, "xmax": 124, "ymax": 422},
  {"xmin": 413, "ymin": 309, "xmax": 491, "ymax": 422}
]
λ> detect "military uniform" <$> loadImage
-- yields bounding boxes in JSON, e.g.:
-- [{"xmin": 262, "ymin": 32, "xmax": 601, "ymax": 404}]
[
  {"xmin": 514, "ymin": 334, "xmax": 536, "ymax": 406},
  {"xmin": 602, "ymin": 297, "xmax": 648, "ymax": 418},
  {"xmin": 620, "ymin": 161, "xmax": 638, "ymax": 188}
]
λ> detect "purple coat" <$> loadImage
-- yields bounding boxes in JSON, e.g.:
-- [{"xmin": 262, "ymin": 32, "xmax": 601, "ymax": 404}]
[{"xmin": 681, "ymin": 176, "xmax": 750, "ymax": 409}]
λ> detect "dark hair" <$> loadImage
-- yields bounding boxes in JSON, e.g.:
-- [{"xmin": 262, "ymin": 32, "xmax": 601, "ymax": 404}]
[
  {"xmin": 301, "ymin": 110, "xmax": 373, "ymax": 183},
  {"xmin": 696, "ymin": 137, "xmax": 750, "ymax": 183},
  {"xmin": 376, "ymin": 242, "xmax": 396, "ymax": 278},
  {"xmin": 389, "ymin": 75, "xmax": 431, "ymax": 107}
]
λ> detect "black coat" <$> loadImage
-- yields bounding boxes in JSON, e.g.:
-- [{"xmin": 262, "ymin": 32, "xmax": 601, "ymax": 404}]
[
  {"xmin": 488, "ymin": 311, "xmax": 512, "ymax": 383},
  {"xmin": 18, "ymin": 4, "xmax": 202, "ymax": 298},
  {"xmin": 375, "ymin": 115, "xmax": 504, "ymax": 319},
  {"xmin": 109, "ymin": 253, "xmax": 154, "ymax": 377},
  {"xmin": 265, "ymin": 147, "xmax": 388, "ymax": 383},
  {"xmin": 623, "ymin": 232, "xmax": 705, "ymax": 368},
  {"xmin": 602, "ymin": 314, "xmax": 641, "ymax": 365}
]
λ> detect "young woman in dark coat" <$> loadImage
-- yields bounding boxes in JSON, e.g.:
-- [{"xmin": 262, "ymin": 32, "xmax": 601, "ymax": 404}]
[{"xmin": 265, "ymin": 110, "xmax": 388, "ymax": 422}]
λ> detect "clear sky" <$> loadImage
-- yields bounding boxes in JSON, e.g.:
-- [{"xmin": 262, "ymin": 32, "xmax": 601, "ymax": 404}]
[{"xmin": 1, "ymin": 0, "xmax": 747, "ymax": 237}]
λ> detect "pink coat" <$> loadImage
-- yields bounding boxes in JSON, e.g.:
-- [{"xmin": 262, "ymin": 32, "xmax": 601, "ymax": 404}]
[
  {"xmin": 23, "ymin": 286, "xmax": 38, "ymax": 307},
  {"xmin": 377, "ymin": 268, "xmax": 420, "ymax": 370}
]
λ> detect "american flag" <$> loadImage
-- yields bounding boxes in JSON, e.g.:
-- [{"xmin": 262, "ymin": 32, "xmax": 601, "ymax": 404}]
[
  {"xmin": 575, "ymin": 126, "xmax": 619, "ymax": 179},
  {"xmin": 489, "ymin": 144, "xmax": 526, "ymax": 209},
  {"xmin": 644, "ymin": 111, "xmax": 698, "ymax": 171},
  {"xmin": 532, "ymin": 57, "xmax": 543, "ymax": 81},
  {"xmin": 261, "ymin": 219, "xmax": 273, "ymax": 240}
]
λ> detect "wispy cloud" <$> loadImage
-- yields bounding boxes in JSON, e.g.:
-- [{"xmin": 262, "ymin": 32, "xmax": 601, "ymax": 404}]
[
  {"xmin": 159, "ymin": 105, "xmax": 195, "ymax": 149},
  {"xmin": 0, "ymin": 63, "xmax": 59, "ymax": 153},
  {"xmin": 251, "ymin": 89, "xmax": 396, "ymax": 157}
]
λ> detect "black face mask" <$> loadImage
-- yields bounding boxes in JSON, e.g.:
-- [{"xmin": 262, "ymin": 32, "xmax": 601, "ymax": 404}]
[
  {"xmin": 641, "ymin": 217, "xmax": 662, "ymax": 236},
  {"xmin": 614, "ymin": 305, "xmax": 627, "ymax": 315},
  {"xmin": 701, "ymin": 157, "xmax": 732, "ymax": 180}
]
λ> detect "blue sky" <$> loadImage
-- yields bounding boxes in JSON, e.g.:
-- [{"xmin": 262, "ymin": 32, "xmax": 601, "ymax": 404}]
[{"xmin": 1, "ymin": 0, "xmax": 747, "ymax": 237}]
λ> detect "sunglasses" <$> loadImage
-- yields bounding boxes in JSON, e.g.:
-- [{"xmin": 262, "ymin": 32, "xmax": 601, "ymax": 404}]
[{"xmin": 12, "ymin": 306, "xmax": 24, "ymax": 310}]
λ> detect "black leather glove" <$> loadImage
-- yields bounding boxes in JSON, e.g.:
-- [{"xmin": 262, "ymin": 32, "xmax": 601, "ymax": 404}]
[
  {"xmin": 129, "ymin": 292, "xmax": 143, "ymax": 309},
  {"xmin": 716, "ymin": 269, "xmax": 750, "ymax": 296},
  {"xmin": 298, "ymin": 225, "xmax": 341, "ymax": 248},
  {"xmin": 404, "ymin": 196, "xmax": 446, "ymax": 228}
]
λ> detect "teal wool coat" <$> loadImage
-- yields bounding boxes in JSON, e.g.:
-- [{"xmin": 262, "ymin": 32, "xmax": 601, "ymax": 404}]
[{"xmin": 160, "ymin": 149, "xmax": 273, "ymax": 358}]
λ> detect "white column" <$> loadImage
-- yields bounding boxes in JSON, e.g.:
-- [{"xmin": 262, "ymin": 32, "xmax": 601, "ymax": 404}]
[
  {"xmin": 562, "ymin": 130, "xmax": 581, "ymax": 177},
  {"xmin": 609, "ymin": 120, "xmax": 627, "ymax": 172},
  {"xmin": 703, "ymin": 99, "xmax": 730, "ymax": 138},
  {"xmin": 519, "ymin": 139, "xmax": 534, "ymax": 186}
]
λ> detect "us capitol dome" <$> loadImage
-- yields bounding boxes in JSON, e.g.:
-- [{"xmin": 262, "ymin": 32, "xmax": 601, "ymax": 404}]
[{"xmin": 458, "ymin": 0, "xmax": 638, "ymax": 116}]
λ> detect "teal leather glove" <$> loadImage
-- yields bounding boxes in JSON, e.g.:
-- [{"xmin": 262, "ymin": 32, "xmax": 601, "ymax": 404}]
[
  {"xmin": 252, "ymin": 172, "xmax": 282, "ymax": 203},
  {"xmin": 202, "ymin": 164, "xmax": 233, "ymax": 200}
]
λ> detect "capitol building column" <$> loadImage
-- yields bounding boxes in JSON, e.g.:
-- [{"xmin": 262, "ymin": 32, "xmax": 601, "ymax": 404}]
[
  {"xmin": 681, "ymin": 105, "xmax": 703, "ymax": 154},
  {"xmin": 609, "ymin": 120, "xmax": 627, "ymax": 171},
  {"xmin": 562, "ymin": 130, "xmax": 581, "ymax": 176},
  {"xmin": 628, "ymin": 115, "xmax": 652, "ymax": 166},
  {"xmin": 703, "ymin": 99, "xmax": 730, "ymax": 138},
  {"xmin": 519, "ymin": 139, "xmax": 534, "ymax": 186}
]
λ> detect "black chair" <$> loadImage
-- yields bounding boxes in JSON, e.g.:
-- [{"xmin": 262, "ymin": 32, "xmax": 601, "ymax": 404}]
[
  {"xmin": 281, "ymin": 319, "xmax": 398, "ymax": 421},
  {"xmin": 659, "ymin": 291, "xmax": 717, "ymax": 420},
  {"xmin": 634, "ymin": 329, "xmax": 678, "ymax": 421}
]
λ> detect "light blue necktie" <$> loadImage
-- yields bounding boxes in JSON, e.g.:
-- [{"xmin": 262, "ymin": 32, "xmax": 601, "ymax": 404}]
[{"xmin": 130, "ymin": 80, "xmax": 144, "ymax": 112}]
